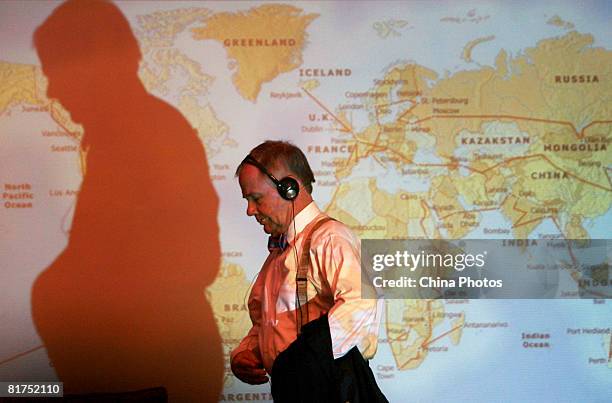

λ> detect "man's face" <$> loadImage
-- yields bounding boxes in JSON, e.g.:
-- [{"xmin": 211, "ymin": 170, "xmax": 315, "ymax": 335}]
[{"xmin": 238, "ymin": 164, "xmax": 294, "ymax": 236}]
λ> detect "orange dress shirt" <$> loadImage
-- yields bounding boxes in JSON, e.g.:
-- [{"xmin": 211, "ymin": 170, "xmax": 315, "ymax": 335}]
[{"xmin": 231, "ymin": 202, "xmax": 382, "ymax": 374}]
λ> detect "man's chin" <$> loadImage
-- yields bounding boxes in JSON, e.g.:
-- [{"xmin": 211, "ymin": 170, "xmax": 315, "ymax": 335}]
[
  {"xmin": 262, "ymin": 224, "xmax": 282, "ymax": 236},
  {"xmin": 261, "ymin": 223, "xmax": 273, "ymax": 235}
]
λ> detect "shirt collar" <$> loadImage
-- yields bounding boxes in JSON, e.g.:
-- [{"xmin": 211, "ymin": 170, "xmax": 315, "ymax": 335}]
[{"xmin": 286, "ymin": 201, "xmax": 320, "ymax": 244}]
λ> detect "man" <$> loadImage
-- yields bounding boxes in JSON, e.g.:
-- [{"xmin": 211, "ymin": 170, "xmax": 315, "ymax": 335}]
[{"xmin": 232, "ymin": 141, "xmax": 386, "ymax": 402}]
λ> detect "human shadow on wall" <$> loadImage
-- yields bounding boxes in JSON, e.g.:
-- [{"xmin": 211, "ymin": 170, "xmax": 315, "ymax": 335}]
[{"xmin": 31, "ymin": 1, "xmax": 223, "ymax": 401}]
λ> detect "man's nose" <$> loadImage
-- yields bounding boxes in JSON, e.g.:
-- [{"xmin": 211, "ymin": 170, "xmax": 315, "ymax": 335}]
[{"xmin": 246, "ymin": 200, "xmax": 257, "ymax": 216}]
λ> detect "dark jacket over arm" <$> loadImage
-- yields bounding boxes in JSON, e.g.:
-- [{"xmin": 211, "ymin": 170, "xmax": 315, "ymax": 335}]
[{"xmin": 271, "ymin": 315, "xmax": 388, "ymax": 403}]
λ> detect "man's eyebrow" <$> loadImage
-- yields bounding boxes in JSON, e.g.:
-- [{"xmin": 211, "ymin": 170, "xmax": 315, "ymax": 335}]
[{"xmin": 242, "ymin": 192, "xmax": 262, "ymax": 200}]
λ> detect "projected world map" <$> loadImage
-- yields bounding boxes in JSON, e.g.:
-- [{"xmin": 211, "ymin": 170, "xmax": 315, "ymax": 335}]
[{"xmin": 1, "ymin": 1, "xmax": 610, "ymax": 401}]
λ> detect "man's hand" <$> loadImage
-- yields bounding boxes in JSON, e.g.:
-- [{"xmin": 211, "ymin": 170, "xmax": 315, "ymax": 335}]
[{"xmin": 231, "ymin": 350, "xmax": 269, "ymax": 385}]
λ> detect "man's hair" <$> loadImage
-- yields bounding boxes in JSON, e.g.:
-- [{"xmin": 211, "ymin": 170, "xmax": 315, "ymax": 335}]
[{"xmin": 236, "ymin": 141, "xmax": 315, "ymax": 194}]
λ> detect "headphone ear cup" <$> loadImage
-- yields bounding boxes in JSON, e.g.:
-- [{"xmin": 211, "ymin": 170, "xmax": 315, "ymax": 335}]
[{"xmin": 278, "ymin": 177, "xmax": 299, "ymax": 201}]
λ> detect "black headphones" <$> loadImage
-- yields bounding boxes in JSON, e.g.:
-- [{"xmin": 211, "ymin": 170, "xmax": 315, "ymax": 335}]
[{"xmin": 241, "ymin": 155, "xmax": 300, "ymax": 201}]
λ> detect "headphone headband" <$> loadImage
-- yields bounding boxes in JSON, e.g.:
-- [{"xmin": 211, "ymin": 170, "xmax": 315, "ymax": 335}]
[
  {"xmin": 242, "ymin": 155, "xmax": 280, "ymax": 185},
  {"xmin": 241, "ymin": 154, "xmax": 299, "ymax": 201}
]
